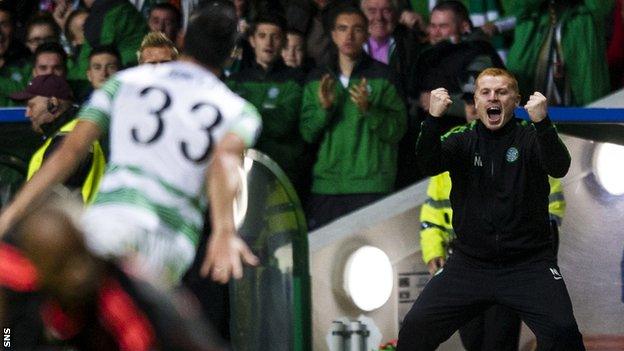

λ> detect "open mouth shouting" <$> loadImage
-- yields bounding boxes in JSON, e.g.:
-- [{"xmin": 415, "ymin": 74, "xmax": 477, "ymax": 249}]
[{"xmin": 486, "ymin": 106, "xmax": 502, "ymax": 124}]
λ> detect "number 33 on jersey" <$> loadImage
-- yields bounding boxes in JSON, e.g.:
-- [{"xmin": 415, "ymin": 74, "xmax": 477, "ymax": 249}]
[{"xmin": 78, "ymin": 62, "xmax": 261, "ymax": 230}]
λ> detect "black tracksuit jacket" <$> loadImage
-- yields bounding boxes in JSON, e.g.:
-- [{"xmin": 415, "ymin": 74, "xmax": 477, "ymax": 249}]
[{"xmin": 416, "ymin": 116, "xmax": 571, "ymax": 262}]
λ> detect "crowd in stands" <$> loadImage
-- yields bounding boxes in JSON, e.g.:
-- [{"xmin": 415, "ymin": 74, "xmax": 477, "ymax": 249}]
[{"xmin": 1, "ymin": 0, "xmax": 623, "ymax": 229}]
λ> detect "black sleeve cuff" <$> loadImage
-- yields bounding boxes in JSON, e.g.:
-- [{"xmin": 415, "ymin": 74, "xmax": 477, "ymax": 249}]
[
  {"xmin": 424, "ymin": 114, "xmax": 443, "ymax": 126},
  {"xmin": 534, "ymin": 115, "xmax": 554, "ymax": 133}
]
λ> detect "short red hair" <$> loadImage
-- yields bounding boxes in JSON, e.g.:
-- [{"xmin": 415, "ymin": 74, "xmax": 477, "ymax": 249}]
[{"xmin": 475, "ymin": 68, "xmax": 519, "ymax": 95}]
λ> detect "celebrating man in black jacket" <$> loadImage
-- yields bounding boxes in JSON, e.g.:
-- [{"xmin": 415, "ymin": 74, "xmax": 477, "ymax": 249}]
[{"xmin": 397, "ymin": 68, "xmax": 584, "ymax": 351}]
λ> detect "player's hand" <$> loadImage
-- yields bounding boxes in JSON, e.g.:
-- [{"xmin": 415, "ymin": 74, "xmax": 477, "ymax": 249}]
[
  {"xmin": 319, "ymin": 74, "xmax": 335, "ymax": 110},
  {"xmin": 428, "ymin": 88, "xmax": 452, "ymax": 117},
  {"xmin": 427, "ymin": 256, "xmax": 446, "ymax": 275},
  {"xmin": 525, "ymin": 92, "xmax": 548, "ymax": 123},
  {"xmin": 200, "ymin": 229, "xmax": 259, "ymax": 284},
  {"xmin": 349, "ymin": 78, "xmax": 369, "ymax": 113}
]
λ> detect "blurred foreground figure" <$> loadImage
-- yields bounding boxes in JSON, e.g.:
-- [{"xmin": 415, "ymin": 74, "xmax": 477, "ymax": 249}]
[{"xmin": 1, "ymin": 202, "xmax": 226, "ymax": 351}]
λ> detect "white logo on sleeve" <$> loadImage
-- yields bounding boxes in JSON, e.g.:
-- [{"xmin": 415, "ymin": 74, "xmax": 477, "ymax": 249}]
[{"xmin": 549, "ymin": 267, "xmax": 563, "ymax": 280}]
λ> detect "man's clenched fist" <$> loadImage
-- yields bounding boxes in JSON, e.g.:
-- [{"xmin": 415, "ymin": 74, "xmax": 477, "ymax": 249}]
[
  {"xmin": 525, "ymin": 92, "xmax": 548, "ymax": 123},
  {"xmin": 429, "ymin": 88, "xmax": 452, "ymax": 118}
]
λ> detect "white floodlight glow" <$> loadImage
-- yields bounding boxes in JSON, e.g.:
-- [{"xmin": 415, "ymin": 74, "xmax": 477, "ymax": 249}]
[
  {"xmin": 233, "ymin": 165, "xmax": 248, "ymax": 228},
  {"xmin": 343, "ymin": 246, "xmax": 393, "ymax": 311},
  {"xmin": 593, "ymin": 142, "xmax": 624, "ymax": 196}
]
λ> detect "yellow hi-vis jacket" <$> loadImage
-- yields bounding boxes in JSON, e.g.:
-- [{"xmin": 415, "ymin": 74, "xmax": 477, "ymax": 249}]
[
  {"xmin": 27, "ymin": 119, "xmax": 105, "ymax": 204},
  {"xmin": 419, "ymin": 171, "xmax": 566, "ymax": 264}
]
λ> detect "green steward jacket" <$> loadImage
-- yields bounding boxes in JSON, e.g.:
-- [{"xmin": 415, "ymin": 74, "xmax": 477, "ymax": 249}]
[{"xmin": 300, "ymin": 54, "xmax": 407, "ymax": 195}]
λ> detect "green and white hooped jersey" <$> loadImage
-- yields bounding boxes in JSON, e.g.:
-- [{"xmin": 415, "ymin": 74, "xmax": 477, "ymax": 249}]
[{"xmin": 79, "ymin": 61, "xmax": 261, "ymax": 247}]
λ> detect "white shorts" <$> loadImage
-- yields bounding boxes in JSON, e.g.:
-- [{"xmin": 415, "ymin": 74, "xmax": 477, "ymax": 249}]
[{"xmin": 81, "ymin": 204, "xmax": 196, "ymax": 288}]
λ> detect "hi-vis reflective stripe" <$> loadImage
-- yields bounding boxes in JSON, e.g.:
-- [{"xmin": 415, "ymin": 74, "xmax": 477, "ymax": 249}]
[
  {"xmin": 549, "ymin": 214, "xmax": 562, "ymax": 226},
  {"xmin": 549, "ymin": 192, "xmax": 565, "ymax": 202},
  {"xmin": 425, "ymin": 198, "xmax": 451, "ymax": 209},
  {"xmin": 420, "ymin": 221, "xmax": 455, "ymax": 236}
]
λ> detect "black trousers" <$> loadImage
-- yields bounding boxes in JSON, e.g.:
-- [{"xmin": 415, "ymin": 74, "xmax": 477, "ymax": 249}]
[
  {"xmin": 459, "ymin": 304, "xmax": 520, "ymax": 351},
  {"xmin": 397, "ymin": 251, "xmax": 585, "ymax": 351}
]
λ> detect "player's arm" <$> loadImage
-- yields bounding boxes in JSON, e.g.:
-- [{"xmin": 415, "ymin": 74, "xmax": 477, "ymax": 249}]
[
  {"xmin": 201, "ymin": 132, "xmax": 259, "ymax": 283},
  {"xmin": 0, "ymin": 121, "xmax": 102, "ymax": 237}
]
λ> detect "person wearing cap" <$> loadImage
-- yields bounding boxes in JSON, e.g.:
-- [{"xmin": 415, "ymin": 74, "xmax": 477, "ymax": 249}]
[
  {"xmin": 10, "ymin": 74, "xmax": 105, "ymax": 204},
  {"xmin": 418, "ymin": 81, "xmax": 566, "ymax": 350}
]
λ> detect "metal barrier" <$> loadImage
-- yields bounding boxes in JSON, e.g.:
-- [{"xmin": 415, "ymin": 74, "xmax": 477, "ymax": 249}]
[
  {"xmin": 514, "ymin": 107, "xmax": 624, "ymax": 122},
  {"xmin": 230, "ymin": 149, "xmax": 311, "ymax": 351}
]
